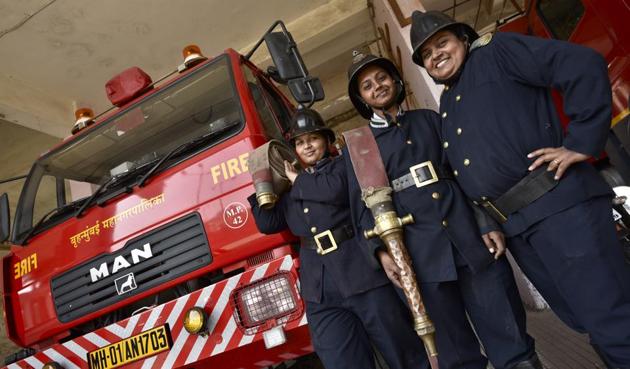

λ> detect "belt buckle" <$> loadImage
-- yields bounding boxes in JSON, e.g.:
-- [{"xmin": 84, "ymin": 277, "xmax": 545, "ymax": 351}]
[
  {"xmin": 481, "ymin": 200, "xmax": 508, "ymax": 223},
  {"xmin": 409, "ymin": 161, "xmax": 439, "ymax": 188},
  {"xmin": 314, "ymin": 230, "xmax": 338, "ymax": 255}
]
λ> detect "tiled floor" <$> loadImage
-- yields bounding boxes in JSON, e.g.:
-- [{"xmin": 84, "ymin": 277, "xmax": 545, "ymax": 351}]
[{"xmin": 526, "ymin": 310, "xmax": 605, "ymax": 369}]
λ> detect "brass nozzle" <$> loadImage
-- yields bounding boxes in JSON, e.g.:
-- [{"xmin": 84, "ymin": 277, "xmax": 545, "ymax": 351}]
[
  {"xmin": 400, "ymin": 213, "xmax": 414, "ymax": 226},
  {"xmin": 257, "ymin": 192, "xmax": 278, "ymax": 209},
  {"xmin": 414, "ymin": 314, "xmax": 437, "ymax": 356},
  {"xmin": 365, "ymin": 212, "xmax": 414, "ymax": 239},
  {"xmin": 364, "ymin": 228, "xmax": 377, "ymax": 239},
  {"xmin": 419, "ymin": 332, "xmax": 438, "ymax": 357}
]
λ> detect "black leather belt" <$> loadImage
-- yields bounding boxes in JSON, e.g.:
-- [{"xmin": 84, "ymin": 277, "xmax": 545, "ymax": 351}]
[
  {"xmin": 476, "ymin": 167, "xmax": 559, "ymax": 223},
  {"xmin": 301, "ymin": 224, "xmax": 354, "ymax": 255},
  {"xmin": 392, "ymin": 161, "xmax": 453, "ymax": 192}
]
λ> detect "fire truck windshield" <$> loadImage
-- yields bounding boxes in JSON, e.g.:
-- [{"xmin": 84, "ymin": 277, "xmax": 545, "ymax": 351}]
[{"xmin": 12, "ymin": 54, "xmax": 244, "ymax": 243}]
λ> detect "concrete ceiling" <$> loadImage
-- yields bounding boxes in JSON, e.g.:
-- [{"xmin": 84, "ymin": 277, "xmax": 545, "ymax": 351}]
[
  {"xmin": 0, "ymin": 0, "xmax": 374, "ymax": 138},
  {"xmin": 0, "ymin": 0, "xmax": 524, "ymax": 147}
]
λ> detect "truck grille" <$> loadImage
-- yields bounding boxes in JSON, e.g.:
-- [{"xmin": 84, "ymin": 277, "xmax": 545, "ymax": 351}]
[{"xmin": 51, "ymin": 213, "xmax": 212, "ymax": 323}]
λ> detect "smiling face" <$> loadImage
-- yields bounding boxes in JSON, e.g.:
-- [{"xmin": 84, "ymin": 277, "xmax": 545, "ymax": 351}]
[
  {"xmin": 294, "ymin": 132, "xmax": 327, "ymax": 167},
  {"xmin": 420, "ymin": 29, "xmax": 468, "ymax": 81},
  {"xmin": 356, "ymin": 64, "xmax": 397, "ymax": 111}
]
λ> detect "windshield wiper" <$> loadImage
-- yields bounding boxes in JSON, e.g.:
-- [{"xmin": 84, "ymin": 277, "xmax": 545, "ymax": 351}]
[
  {"xmin": 73, "ymin": 158, "xmax": 159, "ymax": 218},
  {"xmin": 138, "ymin": 123, "xmax": 239, "ymax": 187},
  {"xmin": 76, "ymin": 121, "xmax": 239, "ymax": 216},
  {"xmin": 21, "ymin": 201, "xmax": 83, "ymax": 244},
  {"xmin": 74, "ymin": 176, "xmax": 118, "ymax": 219},
  {"xmin": 74, "ymin": 160, "xmax": 163, "ymax": 218}
]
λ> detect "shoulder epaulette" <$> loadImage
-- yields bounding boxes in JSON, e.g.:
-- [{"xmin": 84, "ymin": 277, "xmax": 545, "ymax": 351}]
[{"xmin": 470, "ymin": 33, "xmax": 493, "ymax": 52}]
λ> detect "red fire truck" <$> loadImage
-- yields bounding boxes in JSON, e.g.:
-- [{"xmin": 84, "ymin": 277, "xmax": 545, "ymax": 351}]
[{"xmin": 0, "ymin": 22, "xmax": 325, "ymax": 369}]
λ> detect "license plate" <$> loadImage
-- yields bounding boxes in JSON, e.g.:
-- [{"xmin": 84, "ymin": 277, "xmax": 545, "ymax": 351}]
[{"xmin": 87, "ymin": 325, "xmax": 172, "ymax": 369}]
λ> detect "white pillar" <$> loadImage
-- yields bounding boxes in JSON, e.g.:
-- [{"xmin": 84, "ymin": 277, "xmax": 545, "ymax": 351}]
[{"xmin": 371, "ymin": 0, "xmax": 443, "ymax": 111}]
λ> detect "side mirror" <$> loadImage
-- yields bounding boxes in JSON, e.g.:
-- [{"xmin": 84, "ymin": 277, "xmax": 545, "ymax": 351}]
[
  {"xmin": 287, "ymin": 77, "xmax": 325, "ymax": 104},
  {"xmin": 264, "ymin": 32, "xmax": 304, "ymax": 81},
  {"xmin": 0, "ymin": 193, "xmax": 10, "ymax": 243},
  {"xmin": 264, "ymin": 31, "xmax": 325, "ymax": 105},
  {"xmin": 247, "ymin": 21, "xmax": 325, "ymax": 107}
]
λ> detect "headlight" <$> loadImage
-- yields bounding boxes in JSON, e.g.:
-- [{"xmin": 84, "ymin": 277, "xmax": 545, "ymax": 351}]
[{"xmin": 231, "ymin": 272, "xmax": 301, "ymax": 332}]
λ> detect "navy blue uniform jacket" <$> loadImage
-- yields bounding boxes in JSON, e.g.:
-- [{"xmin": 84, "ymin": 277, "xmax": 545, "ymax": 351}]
[
  {"xmin": 248, "ymin": 157, "xmax": 390, "ymax": 303},
  {"xmin": 440, "ymin": 32, "xmax": 613, "ymax": 236},
  {"xmin": 345, "ymin": 109, "xmax": 493, "ymax": 283}
]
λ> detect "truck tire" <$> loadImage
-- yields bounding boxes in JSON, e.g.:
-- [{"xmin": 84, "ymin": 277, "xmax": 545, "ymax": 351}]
[{"xmin": 600, "ymin": 165, "xmax": 626, "ymax": 188}]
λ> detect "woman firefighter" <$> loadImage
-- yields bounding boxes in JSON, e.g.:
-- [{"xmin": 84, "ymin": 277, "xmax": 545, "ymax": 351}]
[
  {"xmin": 345, "ymin": 51, "xmax": 541, "ymax": 369},
  {"xmin": 408, "ymin": 10, "xmax": 630, "ymax": 368},
  {"xmin": 248, "ymin": 107, "xmax": 430, "ymax": 369}
]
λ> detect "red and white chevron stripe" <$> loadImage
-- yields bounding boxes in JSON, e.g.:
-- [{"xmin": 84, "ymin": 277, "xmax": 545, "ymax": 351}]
[{"xmin": 4, "ymin": 255, "xmax": 310, "ymax": 369}]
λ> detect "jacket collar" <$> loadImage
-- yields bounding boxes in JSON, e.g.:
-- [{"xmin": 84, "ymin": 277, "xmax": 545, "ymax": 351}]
[{"xmin": 369, "ymin": 107, "xmax": 405, "ymax": 129}]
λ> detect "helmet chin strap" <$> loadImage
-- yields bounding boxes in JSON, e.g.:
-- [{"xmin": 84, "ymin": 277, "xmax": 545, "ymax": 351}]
[
  {"xmin": 431, "ymin": 70, "xmax": 462, "ymax": 85},
  {"xmin": 381, "ymin": 81, "xmax": 403, "ymax": 125},
  {"xmin": 380, "ymin": 109, "xmax": 396, "ymax": 126},
  {"xmin": 431, "ymin": 38, "xmax": 470, "ymax": 86},
  {"xmin": 362, "ymin": 81, "xmax": 403, "ymax": 122}
]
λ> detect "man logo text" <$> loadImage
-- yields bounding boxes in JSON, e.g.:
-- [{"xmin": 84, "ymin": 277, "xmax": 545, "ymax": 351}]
[{"xmin": 90, "ymin": 243, "xmax": 153, "ymax": 282}]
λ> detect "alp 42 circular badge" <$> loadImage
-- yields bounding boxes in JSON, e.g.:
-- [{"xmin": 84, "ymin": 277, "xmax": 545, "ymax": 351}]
[{"xmin": 223, "ymin": 202, "xmax": 249, "ymax": 229}]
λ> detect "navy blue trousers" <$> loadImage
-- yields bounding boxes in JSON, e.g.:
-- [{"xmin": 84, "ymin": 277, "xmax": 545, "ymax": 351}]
[
  {"xmin": 305, "ymin": 269, "xmax": 429, "ymax": 369},
  {"xmin": 509, "ymin": 196, "xmax": 630, "ymax": 368},
  {"xmin": 417, "ymin": 256, "xmax": 535, "ymax": 369}
]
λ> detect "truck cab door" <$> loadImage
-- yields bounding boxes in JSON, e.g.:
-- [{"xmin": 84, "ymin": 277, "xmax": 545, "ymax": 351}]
[
  {"xmin": 533, "ymin": 0, "xmax": 613, "ymax": 58},
  {"xmin": 533, "ymin": 0, "xmax": 630, "ymax": 184},
  {"xmin": 530, "ymin": 0, "xmax": 584, "ymax": 40},
  {"xmin": 243, "ymin": 64, "xmax": 294, "ymax": 141}
]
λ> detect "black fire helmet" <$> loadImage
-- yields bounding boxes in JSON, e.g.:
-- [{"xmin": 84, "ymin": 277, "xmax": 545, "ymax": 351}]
[
  {"xmin": 409, "ymin": 10, "xmax": 479, "ymax": 67},
  {"xmin": 286, "ymin": 107, "xmax": 335, "ymax": 145},
  {"xmin": 347, "ymin": 51, "xmax": 405, "ymax": 119}
]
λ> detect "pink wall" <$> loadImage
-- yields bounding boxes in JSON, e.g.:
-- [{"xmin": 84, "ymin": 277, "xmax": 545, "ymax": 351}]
[{"xmin": 372, "ymin": 0, "xmax": 443, "ymax": 112}]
